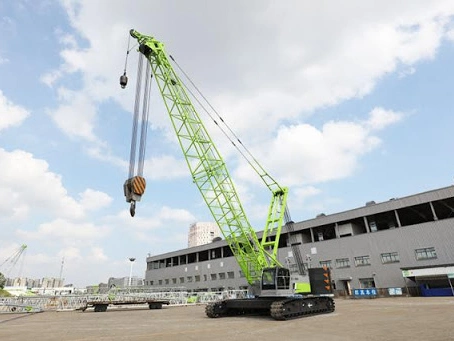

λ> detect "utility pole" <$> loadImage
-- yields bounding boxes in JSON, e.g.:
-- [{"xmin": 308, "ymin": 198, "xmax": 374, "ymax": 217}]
[
  {"xmin": 128, "ymin": 257, "xmax": 136, "ymax": 287},
  {"xmin": 59, "ymin": 257, "xmax": 65, "ymax": 285}
]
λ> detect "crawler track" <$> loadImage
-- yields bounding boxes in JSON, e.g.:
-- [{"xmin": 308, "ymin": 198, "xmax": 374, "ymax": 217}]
[
  {"xmin": 270, "ymin": 296, "xmax": 335, "ymax": 320},
  {"xmin": 206, "ymin": 296, "xmax": 335, "ymax": 320}
]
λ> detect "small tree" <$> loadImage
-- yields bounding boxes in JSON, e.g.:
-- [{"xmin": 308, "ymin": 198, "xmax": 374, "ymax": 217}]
[{"xmin": 0, "ymin": 272, "xmax": 5, "ymax": 289}]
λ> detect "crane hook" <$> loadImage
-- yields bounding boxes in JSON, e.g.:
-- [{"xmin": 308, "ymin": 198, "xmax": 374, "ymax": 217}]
[{"xmin": 130, "ymin": 201, "xmax": 136, "ymax": 217}]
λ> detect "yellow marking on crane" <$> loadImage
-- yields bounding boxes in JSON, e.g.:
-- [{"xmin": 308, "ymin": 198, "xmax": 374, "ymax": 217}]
[{"xmin": 132, "ymin": 176, "xmax": 146, "ymax": 195}]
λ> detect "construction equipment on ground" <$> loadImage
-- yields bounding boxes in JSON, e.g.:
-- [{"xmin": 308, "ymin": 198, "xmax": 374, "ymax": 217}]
[
  {"xmin": 0, "ymin": 244, "xmax": 27, "ymax": 280},
  {"xmin": 121, "ymin": 29, "xmax": 334, "ymax": 320}
]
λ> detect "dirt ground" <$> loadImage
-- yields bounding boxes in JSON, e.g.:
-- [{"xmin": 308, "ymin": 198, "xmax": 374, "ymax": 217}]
[{"xmin": 1, "ymin": 297, "xmax": 453, "ymax": 341}]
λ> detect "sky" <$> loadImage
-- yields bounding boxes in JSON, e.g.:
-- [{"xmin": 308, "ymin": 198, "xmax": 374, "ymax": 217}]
[{"xmin": 0, "ymin": 0, "xmax": 454, "ymax": 288}]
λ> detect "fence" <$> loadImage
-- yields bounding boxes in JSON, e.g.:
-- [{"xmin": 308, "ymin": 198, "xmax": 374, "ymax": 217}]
[{"xmin": 0, "ymin": 289, "xmax": 248, "ymax": 313}]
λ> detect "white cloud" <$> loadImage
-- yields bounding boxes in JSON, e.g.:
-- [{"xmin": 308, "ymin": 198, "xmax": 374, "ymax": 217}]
[
  {"xmin": 398, "ymin": 67, "xmax": 416, "ymax": 78},
  {"xmin": 89, "ymin": 246, "xmax": 109, "ymax": 262},
  {"xmin": 57, "ymin": 246, "xmax": 82, "ymax": 262},
  {"xmin": 447, "ymin": 27, "xmax": 454, "ymax": 42},
  {"xmin": 366, "ymin": 107, "xmax": 404, "ymax": 131},
  {"xmin": 144, "ymin": 155, "xmax": 189, "ymax": 180},
  {"xmin": 102, "ymin": 205, "xmax": 196, "ymax": 249},
  {"xmin": 0, "ymin": 148, "xmax": 84, "ymax": 221},
  {"xmin": 157, "ymin": 206, "xmax": 196, "ymax": 222},
  {"xmin": 293, "ymin": 186, "xmax": 322, "ymax": 204},
  {"xmin": 236, "ymin": 107, "xmax": 403, "ymax": 187},
  {"xmin": 41, "ymin": 69, "xmax": 63, "ymax": 87},
  {"xmin": 79, "ymin": 189, "xmax": 113, "ymax": 211},
  {"xmin": 47, "ymin": 1, "xmax": 454, "ymax": 146},
  {"xmin": 86, "ymin": 145, "xmax": 128, "ymax": 169},
  {"xmin": 47, "ymin": 87, "xmax": 98, "ymax": 142},
  {"xmin": 18, "ymin": 218, "xmax": 110, "ymax": 242},
  {"xmin": 0, "ymin": 90, "xmax": 30, "ymax": 131}
]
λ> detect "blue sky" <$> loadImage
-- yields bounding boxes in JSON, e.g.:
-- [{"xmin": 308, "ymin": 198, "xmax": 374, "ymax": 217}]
[{"xmin": 1, "ymin": 1, "xmax": 454, "ymax": 287}]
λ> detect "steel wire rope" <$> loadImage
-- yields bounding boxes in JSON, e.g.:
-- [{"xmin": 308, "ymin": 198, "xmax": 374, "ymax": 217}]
[
  {"xmin": 169, "ymin": 55, "xmax": 283, "ymax": 193},
  {"xmin": 284, "ymin": 206, "xmax": 306, "ymax": 275},
  {"xmin": 137, "ymin": 62, "xmax": 152, "ymax": 177},
  {"xmin": 168, "ymin": 55, "xmax": 285, "ymax": 266},
  {"xmin": 128, "ymin": 53, "xmax": 144, "ymax": 179}
]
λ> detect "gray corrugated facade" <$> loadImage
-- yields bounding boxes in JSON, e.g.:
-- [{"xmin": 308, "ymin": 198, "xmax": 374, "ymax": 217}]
[{"xmin": 144, "ymin": 185, "xmax": 454, "ymax": 295}]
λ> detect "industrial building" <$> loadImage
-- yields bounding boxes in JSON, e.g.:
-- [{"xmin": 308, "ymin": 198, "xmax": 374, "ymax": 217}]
[{"xmin": 144, "ymin": 185, "xmax": 454, "ymax": 296}]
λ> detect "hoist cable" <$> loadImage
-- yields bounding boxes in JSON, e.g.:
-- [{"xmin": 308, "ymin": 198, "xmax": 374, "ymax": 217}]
[
  {"xmin": 169, "ymin": 55, "xmax": 283, "ymax": 192},
  {"xmin": 128, "ymin": 53, "xmax": 144, "ymax": 179},
  {"xmin": 123, "ymin": 34, "xmax": 131, "ymax": 74},
  {"xmin": 137, "ymin": 63, "xmax": 152, "ymax": 177}
]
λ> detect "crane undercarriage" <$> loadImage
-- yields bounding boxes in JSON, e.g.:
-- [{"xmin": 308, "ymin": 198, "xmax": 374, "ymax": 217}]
[{"xmin": 205, "ymin": 295, "xmax": 335, "ymax": 320}]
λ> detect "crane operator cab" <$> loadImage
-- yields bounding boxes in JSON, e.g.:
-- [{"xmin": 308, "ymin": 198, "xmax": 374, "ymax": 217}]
[{"xmin": 260, "ymin": 267, "xmax": 293, "ymax": 297}]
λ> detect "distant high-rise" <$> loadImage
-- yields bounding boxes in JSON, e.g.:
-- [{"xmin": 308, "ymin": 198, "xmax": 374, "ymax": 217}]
[
  {"xmin": 41, "ymin": 277, "xmax": 64, "ymax": 288},
  {"xmin": 188, "ymin": 222, "xmax": 221, "ymax": 247}
]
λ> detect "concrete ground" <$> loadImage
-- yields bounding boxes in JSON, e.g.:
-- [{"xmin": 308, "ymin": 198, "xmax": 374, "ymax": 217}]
[{"xmin": 1, "ymin": 297, "xmax": 453, "ymax": 341}]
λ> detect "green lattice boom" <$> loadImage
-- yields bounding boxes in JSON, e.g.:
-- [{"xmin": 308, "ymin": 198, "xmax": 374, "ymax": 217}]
[{"xmin": 130, "ymin": 29, "xmax": 289, "ymax": 285}]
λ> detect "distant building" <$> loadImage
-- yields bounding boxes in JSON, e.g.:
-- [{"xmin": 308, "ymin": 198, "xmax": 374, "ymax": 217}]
[
  {"xmin": 86, "ymin": 283, "xmax": 109, "ymax": 294},
  {"xmin": 5, "ymin": 277, "xmax": 52, "ymax": 289},
  {"xmin": 41, "ymin": 277, "xmax": 64, "ymax": 288},
  {"xmin": 11, "ymin": 277, "xmax": 27, "ymax": 286},
  {"xmin": 108, "ymin": 276, "xmax": 144, "ymax": 289},
  {"xmin": 188, "ymin": 222, "xmax": 221, "ymax": 247},
  {"xmin": 26, "ymin": 278, "xmax": 41, "ymax": 288}
]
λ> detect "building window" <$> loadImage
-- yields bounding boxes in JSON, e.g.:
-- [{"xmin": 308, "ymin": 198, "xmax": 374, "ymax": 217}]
[
  {"xmin": 179, "ymin": 277, "xmax": 184, "ymax": 284},
  {"xmin": 239, "ymin": 270, "xmax": 245, "ymax": 278},
  {"xmin": 354, "ymin": 255, "xmax": 371, "ymax": 267},
  {"xmin": 381, "ymin": 252, "xmax": 399, "ymax": 264},
  {"xmin": 203, "ymin": 274, "xmax": 208, "ymax": 281},
  {"xmin": 195, "ymin": 275, "xmax": 200, "ymax": 282},
  {"xmin": 319, "ymin": 260, "xmax": 332, "ymax": 269},
  {"xmin": 187, "ymin": 276, "xmax": 193, "ymax": 283},
  {"xmin": 158, "ymin": 280, "xmax": 163, "ymax": 285},
  {"xmin": 165, "ymin": 279, "xmax": 169, "ymax": 285},
  {"xmin": 359, "ymin": 277, "xmax": 376, "ymax": 289},
  {"xmin": 227, "ymin": 271, "xmax": 235, "ymax": 279},
  {"xmin": 369, "ymin": 221, "xmax": 377, "ymax": 232},
  {"xmin": 172, "ymin": 278, "xmax": 177, "ymax": 284},
  {"xmin": 336, "ymin": 258, "xmax": 350, "ymax": 268},
  {"xmin": 211, "ymin": 274, "xmax": 217, "ymax": 280},
  {"xmin": 415, "ymin": 247, "xmax": 437, "ymax": 260}
]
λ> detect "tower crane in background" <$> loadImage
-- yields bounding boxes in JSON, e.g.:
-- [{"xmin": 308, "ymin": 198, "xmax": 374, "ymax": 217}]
[
  {"xmin": 0, "ymin": 244, "xmax": 27, "ymax": 280},
  {"xmin": 121, "ymin": 29, "xmax": 334, "ymax": 320}
]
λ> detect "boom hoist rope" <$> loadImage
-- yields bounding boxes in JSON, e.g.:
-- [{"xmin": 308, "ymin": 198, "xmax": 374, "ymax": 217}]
[
  {"xmin": 121, "ymin": 41, "xmax": 152, "ymax": 217},
  {"xmin": 170, "ymin": 55, "xmax": 283, "ymax": 195},
  {"xmin": 170, "ymin": 56, "xmax": 291, "ymax": 258}
]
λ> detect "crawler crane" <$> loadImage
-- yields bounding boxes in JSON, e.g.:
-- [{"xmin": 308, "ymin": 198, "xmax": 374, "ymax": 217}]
[{"xmin": 122, "ymin": 29, "xmax": 335, "ymax": 320}]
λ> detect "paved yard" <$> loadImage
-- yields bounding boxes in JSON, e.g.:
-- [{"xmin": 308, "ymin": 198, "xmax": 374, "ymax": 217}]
[{"xmin": 1, "ymin": 297, "xmax": 453, "ymax": 341}]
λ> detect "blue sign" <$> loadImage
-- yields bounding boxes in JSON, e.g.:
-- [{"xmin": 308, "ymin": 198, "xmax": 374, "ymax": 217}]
[{"xmin": 353, "ymin": 288, "xmax": 378, "ymax": 297}]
